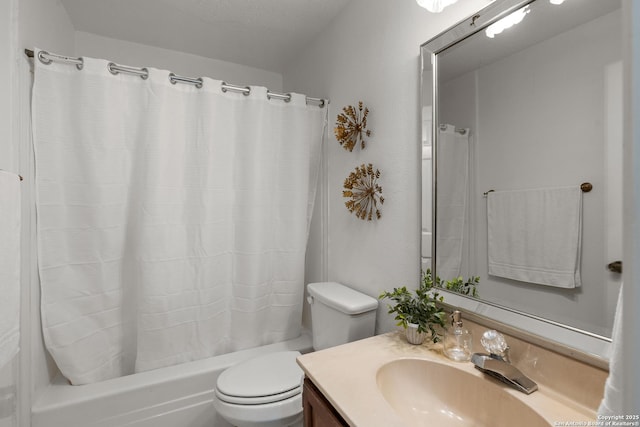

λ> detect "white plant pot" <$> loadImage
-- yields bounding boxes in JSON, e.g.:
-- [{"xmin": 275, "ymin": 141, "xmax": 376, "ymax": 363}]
[{"xmin": 405, "ymin": 323, "xmax": 427, "ymax": 345}]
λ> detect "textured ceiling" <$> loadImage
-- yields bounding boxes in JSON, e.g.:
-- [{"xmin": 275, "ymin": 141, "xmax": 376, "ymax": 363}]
[{"xmin": 60, "ymin": 0, "xmax": 352, "ymax": 73}]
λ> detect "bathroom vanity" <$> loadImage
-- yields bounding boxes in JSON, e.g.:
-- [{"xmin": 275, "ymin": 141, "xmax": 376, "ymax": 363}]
[
  {"xmin": 297, "ymin": 321, "xmax": 606, "ymax": 427},
  {"xmin": 302, "ymin": 378, "xmax": 348, "ymax": 427}
]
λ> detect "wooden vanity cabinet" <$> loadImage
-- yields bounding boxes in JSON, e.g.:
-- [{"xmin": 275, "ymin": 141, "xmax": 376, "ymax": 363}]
[{"xmin": 302, "ymin": 377, "xmax": 349, "ymax": 427}]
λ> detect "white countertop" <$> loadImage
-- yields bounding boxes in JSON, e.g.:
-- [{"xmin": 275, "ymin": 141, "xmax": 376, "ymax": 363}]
[{"xmin": 297, "ymin": 331, "xmax": 596, "ymax": 427}]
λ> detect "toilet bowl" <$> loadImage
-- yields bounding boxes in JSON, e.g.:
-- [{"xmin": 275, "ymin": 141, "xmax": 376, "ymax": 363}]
[
  {"xmin": 214, "ymin": 282, "xmax": 378, "ymax": 427},
  {"xmin": 213, "ymin": 351, "xmax": 304, "ymax": 427}
]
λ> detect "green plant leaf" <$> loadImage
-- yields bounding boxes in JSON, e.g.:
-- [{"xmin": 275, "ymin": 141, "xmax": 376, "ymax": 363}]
[{"xmin": 378, "ymin": 270, "xmax": 448, "ymax": 343}]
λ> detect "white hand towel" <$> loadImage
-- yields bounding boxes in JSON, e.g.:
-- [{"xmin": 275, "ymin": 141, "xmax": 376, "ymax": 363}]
[
  {"xmin": 598, "ymin": 284, "xmax": 623, "ymax": 416},
  {"xmin": 487, "ymin": 186, "xmax": 582, "ymax": 288},
  {"xmin": 0, "ymin": 170, "xmax": 21, "ymax": 368}
]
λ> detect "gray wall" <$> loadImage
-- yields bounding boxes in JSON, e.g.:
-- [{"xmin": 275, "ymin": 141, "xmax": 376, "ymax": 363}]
[{"xmin": 284, "ymin": 0, "xmax": 493, "ymax": 333}]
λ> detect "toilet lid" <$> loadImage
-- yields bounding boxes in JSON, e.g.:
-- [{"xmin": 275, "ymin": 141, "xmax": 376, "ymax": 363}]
[{"xmin": 216, "ymin": 351, "xmax": 303, "ymax": 404}]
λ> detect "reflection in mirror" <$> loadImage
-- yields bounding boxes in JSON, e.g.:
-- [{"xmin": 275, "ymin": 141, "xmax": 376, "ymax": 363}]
[{"xmin": 421, "ymin": 0, "xmax": 622, "ymax": 357}]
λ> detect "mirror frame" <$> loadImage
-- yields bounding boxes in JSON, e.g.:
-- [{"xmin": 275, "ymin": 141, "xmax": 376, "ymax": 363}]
[{"xmin": 421, "ymin": 0, "xmax": 612, "ymax": 368}]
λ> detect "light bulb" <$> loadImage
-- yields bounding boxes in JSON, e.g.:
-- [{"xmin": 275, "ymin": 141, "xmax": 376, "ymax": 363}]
[
  {"xmin": 485, "ymin": 5, "xmax": 530, "ymax": 38},
  {"xmin": 416, "ymin": 0, "xmax": 458, "ymax": 13}
]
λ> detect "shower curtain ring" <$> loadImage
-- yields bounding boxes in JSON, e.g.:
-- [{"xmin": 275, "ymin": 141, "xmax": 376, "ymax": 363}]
[
  {"xmin": 37, "ymin": 51, "xmax": 52, "ymax": 65},
  {"xmin": 221, "ymin": 81, "xmax": 251, "ymax": 96}
]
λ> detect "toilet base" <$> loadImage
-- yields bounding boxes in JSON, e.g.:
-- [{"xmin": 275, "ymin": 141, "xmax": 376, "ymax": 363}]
[{"xmin": 214, "ymin": 393, "xmax": 303, "ymax": 427}]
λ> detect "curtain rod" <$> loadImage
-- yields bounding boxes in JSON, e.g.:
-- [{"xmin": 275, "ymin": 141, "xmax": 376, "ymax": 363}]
[{"xmin": 24, "ymin": 49, "xmax": 327, "ymax": 108}]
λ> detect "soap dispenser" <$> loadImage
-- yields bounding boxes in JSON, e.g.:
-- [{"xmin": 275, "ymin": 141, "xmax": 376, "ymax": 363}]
[{"xmin": 443, "ymin": 310, "xmax": 473, "ymax": 362}]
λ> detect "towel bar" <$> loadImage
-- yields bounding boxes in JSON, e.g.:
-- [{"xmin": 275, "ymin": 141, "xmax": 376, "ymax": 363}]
[{"xmin": 483, "ymin": 182, "xmax": 592, "ymax": 197}]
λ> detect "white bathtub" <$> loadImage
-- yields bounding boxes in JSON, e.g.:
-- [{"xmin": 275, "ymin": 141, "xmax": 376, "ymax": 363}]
[{"xmin": 32, "ymin": 333, "xmax": 313, "ymax": 427}]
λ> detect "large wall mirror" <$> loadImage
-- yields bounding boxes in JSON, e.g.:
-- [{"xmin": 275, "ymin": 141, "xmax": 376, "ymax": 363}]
[{"xmin": 421, "ymin": 0, "xmax": 622, "ymax": 362}]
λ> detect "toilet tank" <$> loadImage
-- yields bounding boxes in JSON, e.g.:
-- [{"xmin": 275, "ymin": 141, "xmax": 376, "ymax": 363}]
[{"xmin": 307, "ymin": 282, "xmax": 378, "ymax": 351}]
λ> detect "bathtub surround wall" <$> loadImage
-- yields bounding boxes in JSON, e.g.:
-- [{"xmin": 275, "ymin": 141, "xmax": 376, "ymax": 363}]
[
  {"xmin": 0, "ymin": 0, "xmax": 17, "ymax": 172},
  {"xmin": 0, "ymin": 172, "xmax": 21, "ymax": 370},
  {"xmin": 0, "ymin": 3, "xmax": 17, "ymax": 426}
]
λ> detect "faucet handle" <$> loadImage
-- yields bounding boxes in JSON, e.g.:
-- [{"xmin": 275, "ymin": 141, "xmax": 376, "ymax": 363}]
[{"xmin": 480, "ymin": 330, "xmax": 509, "ymax": 358}]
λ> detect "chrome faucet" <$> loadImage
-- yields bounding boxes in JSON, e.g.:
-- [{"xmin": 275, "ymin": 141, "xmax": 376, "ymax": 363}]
[{"xmin": 471, "ymin": 330, "xmax": 538, "ymax": 395}]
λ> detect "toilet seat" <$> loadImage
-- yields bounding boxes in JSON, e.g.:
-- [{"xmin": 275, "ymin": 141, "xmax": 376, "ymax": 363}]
[
  {"xmin": 215, "ymin": 384, "xmax": 302, "ymax": 405},
  {"xmin": 215, "ymin": 351, "xmax": 303, "ymax": 405}
]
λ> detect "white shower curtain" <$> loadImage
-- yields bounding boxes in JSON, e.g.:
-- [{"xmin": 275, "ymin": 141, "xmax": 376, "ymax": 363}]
[
  {"xmin": 435, "ymin": 125, "xmax": 469, "ymax": 281},
  {"xmin": 32, "ymin": 51, "xmax": 325, "ymax": 385}
]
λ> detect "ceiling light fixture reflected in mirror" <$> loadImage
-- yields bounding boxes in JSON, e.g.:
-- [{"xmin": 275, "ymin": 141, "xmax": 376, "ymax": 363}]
[
  {"xmin": 550, "ymin": 0, "xmax": 566, "ymax": 4},
  {"xmin": 416, "ymin": 0, "xmax": 458, "ymax": 13},
  {"xmin": 485, "ymin": 5, "xmax": 530, "ymax": 38}
]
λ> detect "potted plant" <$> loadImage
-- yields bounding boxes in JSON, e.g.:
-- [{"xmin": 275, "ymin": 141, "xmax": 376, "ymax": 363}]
[
  {"xmin": 379, "ymin": 269, "xmax": 447, "ymax": 344},
  {"xmin": 436, "ymin": 275, "xmax": 480, "ymax": 298}
]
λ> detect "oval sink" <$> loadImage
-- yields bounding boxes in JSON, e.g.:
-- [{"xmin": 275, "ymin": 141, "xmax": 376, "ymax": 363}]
[{"xmin": 376, "ymin": 358, "xmax": 551, "ymax": 427}]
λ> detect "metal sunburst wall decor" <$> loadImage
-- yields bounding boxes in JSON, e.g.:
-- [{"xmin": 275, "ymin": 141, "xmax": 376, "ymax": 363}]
[
  {"xmin": 334, "ymin": 101, "xmax": 372, "ymax": 152},
  {"xmin": 343, "ymin": 163, "xmax": 384, "ymax": 221}
]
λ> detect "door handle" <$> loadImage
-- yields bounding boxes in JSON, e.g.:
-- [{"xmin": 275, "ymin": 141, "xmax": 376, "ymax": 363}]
[{"xmin": 607, "ymin": 261, "xmax": 622, "ymax": 274}]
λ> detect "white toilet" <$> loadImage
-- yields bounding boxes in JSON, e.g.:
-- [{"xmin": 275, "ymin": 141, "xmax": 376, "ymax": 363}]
[{"xmin": 213, "ymin": 282, "xmax": 378, "ymax": 427}]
